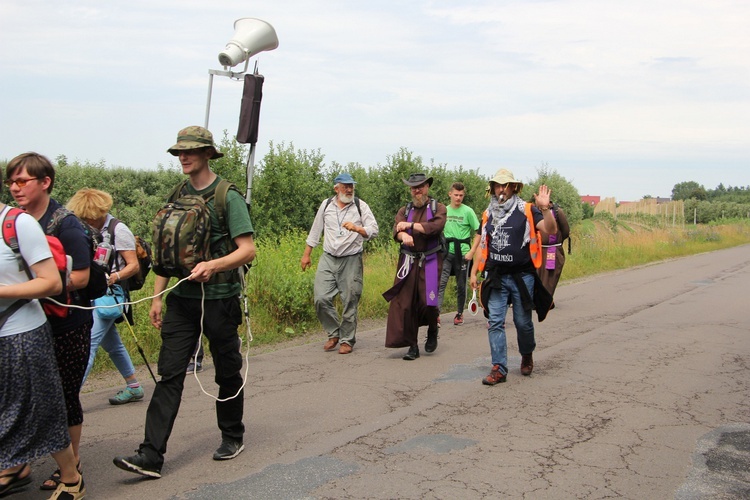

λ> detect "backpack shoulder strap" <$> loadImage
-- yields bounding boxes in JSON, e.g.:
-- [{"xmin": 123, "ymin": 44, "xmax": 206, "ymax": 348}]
[
  {"xmin": 46, "ymin": 206, "xmax": 75, "ymax": 236},
  {"xmin": 2, "ymin": 207, "xmax": 35, "ymax": 279},
  {"xmin": 354, "ymin": 196, "xmax": 362, "ymax": 218},
  {"xmin": 106, "ymin": 217, "xmax": 120, "ymax": 242},
  {"xmin": 167, "ymin": 180, "xmax": 189, "ymax": 203},
  {"xmin": 2, "ymin": 207, "xmax": 22, "ymax": 252},
  {"xmin": 0, "ymin": 298, "xmax": 30, "ymax": 331},
  {"xmin": 106, "ymin": 217, "xmax": 121, "ymax": 270},
  {"xmin": 213, "ymin": 179, "xmax": 239, "ymax": 232},
  {"xmin": 321, "ymin": 196, "xmax": 336, "ymax": 224}
]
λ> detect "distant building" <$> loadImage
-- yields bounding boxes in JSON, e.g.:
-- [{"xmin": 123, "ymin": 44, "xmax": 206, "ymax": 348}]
[
  {"xmin": 580, "ymin": 195, "xmax": 600, "ymax": 206},
  {"xmin": 655, "ymin": 197, "xmax": 671, "ymax": 204}
]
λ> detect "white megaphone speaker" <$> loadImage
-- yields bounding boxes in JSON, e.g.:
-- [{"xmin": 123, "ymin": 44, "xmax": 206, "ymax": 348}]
[{"xmin": 218, "ymin": 18, "xmax": 279, "ymax": 68}]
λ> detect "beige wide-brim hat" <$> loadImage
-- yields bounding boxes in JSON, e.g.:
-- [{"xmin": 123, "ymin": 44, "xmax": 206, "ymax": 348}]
[
  {"xmin": 167, "ymin": 126, "xmax": 224, "ymax": 159},
  {"xmin": 488, "ymin": 168, "xmax": 523, "ymax": 191}
]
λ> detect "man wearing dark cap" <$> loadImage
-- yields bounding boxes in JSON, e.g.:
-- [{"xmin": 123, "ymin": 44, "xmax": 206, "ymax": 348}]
[
  {"xmin": 383, "ymin": 173, "xmax": 447, "ymax": 360},
  {"xmin": 301, "ymin": 173, "xmax": 379, "ymax": 354},
  {"xmin": 114, "ymin": 126, "xmax": 256, "ymax": 478}
]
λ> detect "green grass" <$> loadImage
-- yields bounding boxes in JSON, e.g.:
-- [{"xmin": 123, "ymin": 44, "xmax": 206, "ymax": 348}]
[{"xmin": 89, "ymin": 220, "xmax": 750, "ymax": 375}]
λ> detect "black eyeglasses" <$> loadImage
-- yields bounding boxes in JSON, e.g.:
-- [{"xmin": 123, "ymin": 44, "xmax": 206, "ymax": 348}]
[{"xmin": 3, "ymin": 177, "xmax": 39, "ymax": 188}]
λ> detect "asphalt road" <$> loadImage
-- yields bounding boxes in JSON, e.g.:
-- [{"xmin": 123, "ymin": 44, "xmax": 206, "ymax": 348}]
[{"xmin": 20, "ymin": 244, "xmax": 750, "ymax": 499}]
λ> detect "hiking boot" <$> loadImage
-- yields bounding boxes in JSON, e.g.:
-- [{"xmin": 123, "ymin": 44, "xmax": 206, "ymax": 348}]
[
  {"xmin": 424, "ymin": 328, "xmax": 438, "ymax": 353},
  {"xmin": 109, "ymin": 386, "xmax": 145, "ymax": 405},
  {"xmin": 323, "ymin": 337, "xmax": 339, "ymax": 351},
  {"xmin": 186, "ymin": 361, "xmax": 203, "ymax": 373},
  {"xmin": 403, "ymin": 346, "xmax": 420, "ymax": 361},
  {"xmin": 453, "ymin": 313, "xmax": 464, "ymax": 326},
  {"xmin": 113, "ymin": 451, "xmax": 162, "ymax": 478},
  {"xmin": 338, "ymin": 343, "xmax": 352, "ymax": 354},
  {"xmin": 482, "ymin": 365, "xmax": 506, "ymax": 385},
  {"xmin": 49, "ymin": 474, "xmax": 85, "ymax": 500},
  {"xmin": 213, "ymin": 439, "xmax": 245, "ymax": 460},
  {"xmin": 521, "ymin": 353, "xmax": 534, "ymax": 376}
]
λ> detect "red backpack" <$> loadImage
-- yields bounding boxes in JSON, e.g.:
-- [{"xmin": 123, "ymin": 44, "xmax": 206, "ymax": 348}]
[{"xmin": 2, "ymin": 207, "xmax": 71, "ymax": 318}]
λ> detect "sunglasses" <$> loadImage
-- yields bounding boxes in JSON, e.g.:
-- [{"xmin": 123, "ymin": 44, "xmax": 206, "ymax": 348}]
[{"xmin": 3, "ymin": 177, "xmax": 39, "ymax": 188}]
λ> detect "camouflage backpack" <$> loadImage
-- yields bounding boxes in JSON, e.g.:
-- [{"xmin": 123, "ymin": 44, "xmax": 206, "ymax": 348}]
[{"xmin": 151, "ymin": 179, "xmax": 238, "ymax": 280}]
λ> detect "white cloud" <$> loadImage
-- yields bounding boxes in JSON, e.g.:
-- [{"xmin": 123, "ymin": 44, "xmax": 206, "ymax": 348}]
[{"xmin": 1, "ymin": 0, "xmax": 748, "ymax": 201}]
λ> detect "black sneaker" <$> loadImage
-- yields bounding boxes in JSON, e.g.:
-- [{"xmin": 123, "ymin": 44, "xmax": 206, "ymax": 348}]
[
  {"xmin": 186, "ymin": 361, "xmax": 203, "ymax": 373},
  {"xmin": 113, "ymin": 452, "xmax": 162, "ymax": 478},
  {"xmin": 213, "ymin": 439, "xmax": 244, "ymax": 460}
]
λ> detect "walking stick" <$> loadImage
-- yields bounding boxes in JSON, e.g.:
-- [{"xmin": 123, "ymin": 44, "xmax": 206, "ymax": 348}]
[{"xmin": 121, "ymin": 313, "xmax": 158, "ymax": 384}]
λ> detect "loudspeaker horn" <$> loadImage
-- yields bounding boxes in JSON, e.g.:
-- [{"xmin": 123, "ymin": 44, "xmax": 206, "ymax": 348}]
[{"xmin": 218, "ymin": 18, "xmax": 279, "ymax": 68}]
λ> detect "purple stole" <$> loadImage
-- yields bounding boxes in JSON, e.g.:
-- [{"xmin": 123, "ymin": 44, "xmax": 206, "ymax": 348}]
[{"xmin": 406, "ymin": 204, "xmax": 440, "ymax": 306}]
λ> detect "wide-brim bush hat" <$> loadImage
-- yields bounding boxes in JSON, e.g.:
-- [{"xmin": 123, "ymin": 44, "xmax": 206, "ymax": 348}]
[
  {"xmin": 402, "ymin": 173, "xmax": 433, "ymax": 187},
  {"xmin": 488, "ymin": 168, "xmax": 522, "ymax": 190},
  {"xmin": 167, "ymin": 126, "xmax": 224, "ymax": 159},
  {"xmin": 334, "ymin": 173, "xmax": 357, "ymax": 185}
]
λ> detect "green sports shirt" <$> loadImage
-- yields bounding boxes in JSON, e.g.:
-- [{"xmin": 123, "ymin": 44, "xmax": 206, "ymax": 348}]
[{"xmin": 444, "ymin": 204, "xmax": 480, "ymax": 255}]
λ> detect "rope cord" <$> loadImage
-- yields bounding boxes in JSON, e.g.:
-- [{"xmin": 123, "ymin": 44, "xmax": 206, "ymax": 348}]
[
  {"xmin": 2, "ymin": 272, "xmax": 253, "ymax": 402},
  {"xmin": 396, "ymin": 254, "xmax": 413, "ymax": 280}
]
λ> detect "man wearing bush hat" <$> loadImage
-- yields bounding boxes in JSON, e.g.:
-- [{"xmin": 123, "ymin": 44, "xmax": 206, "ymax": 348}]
[
  {"xmin": 166, "ymin": 126, "xmax": 225, "ymax": 374},
  {"xmin": 383, "ymin": 173, "xmax": 447, "ymax": 360},
  {"xmin": 469, "ymin": 168, "xmax": 556, "ymax": 385},
  {"xmin": 301, "ymin": 172, "xmax": 379, "ymax": 354},
  {"xmin": 114, "ymin": 125, "xmax": 255, "ymax": 478}
]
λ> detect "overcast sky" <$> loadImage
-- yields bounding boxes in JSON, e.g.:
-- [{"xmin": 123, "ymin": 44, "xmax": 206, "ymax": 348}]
[{"xmin": 1, "ymin": 0, "xmax": 747, "ymax": 201}]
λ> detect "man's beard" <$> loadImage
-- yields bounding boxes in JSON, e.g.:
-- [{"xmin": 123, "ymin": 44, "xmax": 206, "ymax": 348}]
[
  {"xmin": 411, "ymin": 193, "xmax": 428, "ymax": 208},
  {"xmin": 338, "ymin": 192, "xmax": 354, "ymax": 204}
]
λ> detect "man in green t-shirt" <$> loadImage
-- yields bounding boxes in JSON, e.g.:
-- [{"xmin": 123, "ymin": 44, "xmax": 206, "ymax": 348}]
[
  {"xmin": 114, "ymin": 126, "xmax": 256, "ymax": 479},
  {"xmin": 438, "ymin": 182, "xmax": 480, "ymax": 326}
]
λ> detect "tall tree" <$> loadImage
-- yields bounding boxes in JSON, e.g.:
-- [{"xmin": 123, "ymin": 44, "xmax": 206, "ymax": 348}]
[
  {"xmin": 672, "ymin": 181, "xmax": 707, "ymax": 201},
  {"xmin": 251, "ymin": 141, "xmax": 329, "ymax": 237},
  {"xmin": 523, "ymin": 163, "xmax": 584, "ymax": 227}
]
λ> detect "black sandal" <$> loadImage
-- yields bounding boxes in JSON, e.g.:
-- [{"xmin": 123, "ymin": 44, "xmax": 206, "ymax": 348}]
[
  {"xmin": 40, "ymin": 461, "xmax": 81, "ymax": 491},
  {"xmin": 0, "ymin": 463, "xmax": 32, "ymax": 497}
]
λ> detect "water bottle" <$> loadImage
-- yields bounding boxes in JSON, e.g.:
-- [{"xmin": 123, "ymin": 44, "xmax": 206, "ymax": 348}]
[{"xmin": 94, "ymin": 231, "xmax": 113, "ymax": 267}]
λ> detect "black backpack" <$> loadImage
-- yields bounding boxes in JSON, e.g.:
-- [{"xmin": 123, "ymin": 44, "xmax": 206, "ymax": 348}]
[{"xmin": 47, "ymin": 207, "xmax": 109, "ymax": 301}]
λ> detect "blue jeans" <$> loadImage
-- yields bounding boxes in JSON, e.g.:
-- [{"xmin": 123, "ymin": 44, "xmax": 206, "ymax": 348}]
[
  {"xmin": 82, "ymin": 313, "xmax": 136, "ymax": 384},
  {"xmin": 486, "ymin": 273, "xmax": 536, "ymax": 375}
]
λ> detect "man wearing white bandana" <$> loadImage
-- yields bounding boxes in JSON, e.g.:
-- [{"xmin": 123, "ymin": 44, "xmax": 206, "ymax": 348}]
[{"xmin": 470, "ymin": 169, "xmax": 557, "ymax": 385}]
